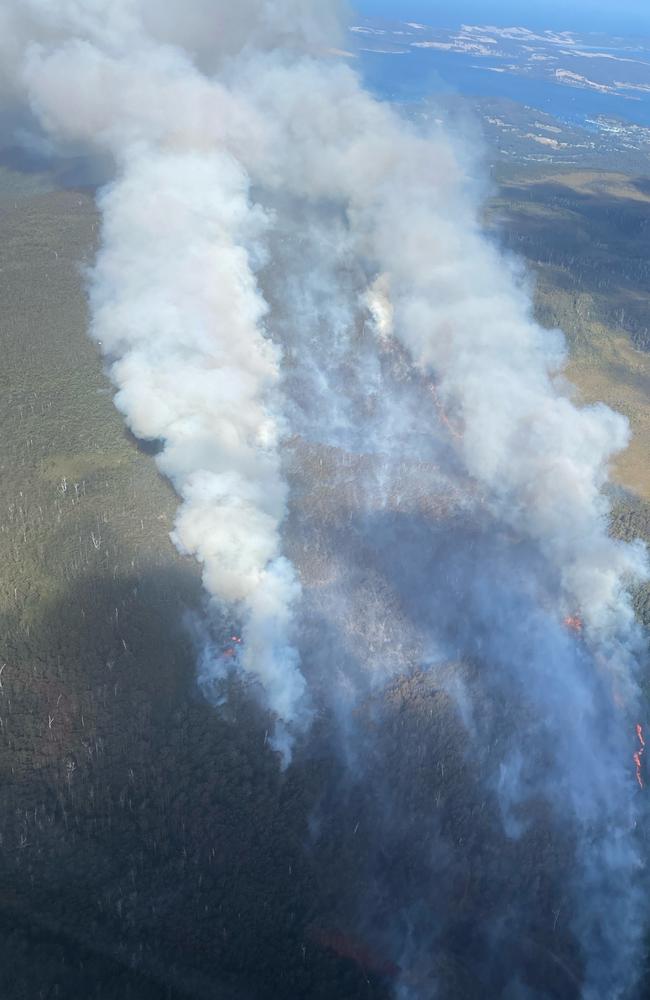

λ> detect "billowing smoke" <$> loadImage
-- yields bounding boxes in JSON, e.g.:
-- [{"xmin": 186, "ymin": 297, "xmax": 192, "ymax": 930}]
[{"xmin": 3, "ymin": 0, "xmax": 648, "ymax": 995}]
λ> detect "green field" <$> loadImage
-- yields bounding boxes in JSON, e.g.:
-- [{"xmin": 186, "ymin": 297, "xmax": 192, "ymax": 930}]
[{"xmin": 490, "ymin": 168, "xmax": 650, "ymax": 507}]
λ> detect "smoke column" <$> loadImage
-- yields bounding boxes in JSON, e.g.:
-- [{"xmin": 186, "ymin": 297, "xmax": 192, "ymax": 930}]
[
  {"xmin": 0, "ymin": 0, "xmax": 342, "ymax": 756},
  {"xmin": 92, "ymin": 149, "xmax": 309, "ymax": 753},
  {"xmin": 2, "ymin": 0, "xmax": 648, "ymax": 994}
]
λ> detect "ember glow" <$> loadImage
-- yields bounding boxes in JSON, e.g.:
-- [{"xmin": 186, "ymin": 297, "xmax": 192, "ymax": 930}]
[
  {"xmin": 563, "ymin": 614, "xmax": 584, "ymax": 633},
  {"xmin": 309, "ymin": 927, "xmax": 400, "ymax": 979},
  {"xmin": 222, "ymin": 636, "xmax": 243, "ymax": 659}
]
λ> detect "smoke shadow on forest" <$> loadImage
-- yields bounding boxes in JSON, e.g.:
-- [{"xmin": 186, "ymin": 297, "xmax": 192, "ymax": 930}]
[
  {"xmin": 0, "ymin": 562, "xmax": 392, "ymax": 1000},
  {"xmin": 0, "ymin": 508, "xmax": 644, "ymax": 999},
  {"xmin": 293, "ymin": 503, "xmax": 589, "ymax": 998}
]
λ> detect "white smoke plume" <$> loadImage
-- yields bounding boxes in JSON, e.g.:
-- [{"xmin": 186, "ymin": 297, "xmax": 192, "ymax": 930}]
[
  {"xmin": 93, "ymin": 150, "xmax": 307, "ymax": 735},
  {"xmin": 233, "ymin": 56, "xmax": 647, "ymax": 644},
  {"xmin": 3, "ymin": 0, "xmax": 649, "ymax": 993}
]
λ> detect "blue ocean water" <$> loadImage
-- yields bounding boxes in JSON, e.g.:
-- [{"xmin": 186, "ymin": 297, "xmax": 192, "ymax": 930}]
[
  {"xmin": 357, "ymin": 47, "xmax": 650, "ymax": 127},
  {"xmin": 351, "ymin": 1, "xmax": 650, "ymax": 124}
]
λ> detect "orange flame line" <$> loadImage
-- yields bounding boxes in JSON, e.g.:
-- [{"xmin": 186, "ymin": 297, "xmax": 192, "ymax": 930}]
[
  {"xmin": 634, "ymin": 725, "xmax": 645, "ymax": 789},
  {"xmin": 429, "ymin": 385, "xmax": 463, "ymax": 441},
  {"xmin": 563, "ymin": 614, "xmax": 583, "ymax": 634}
]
